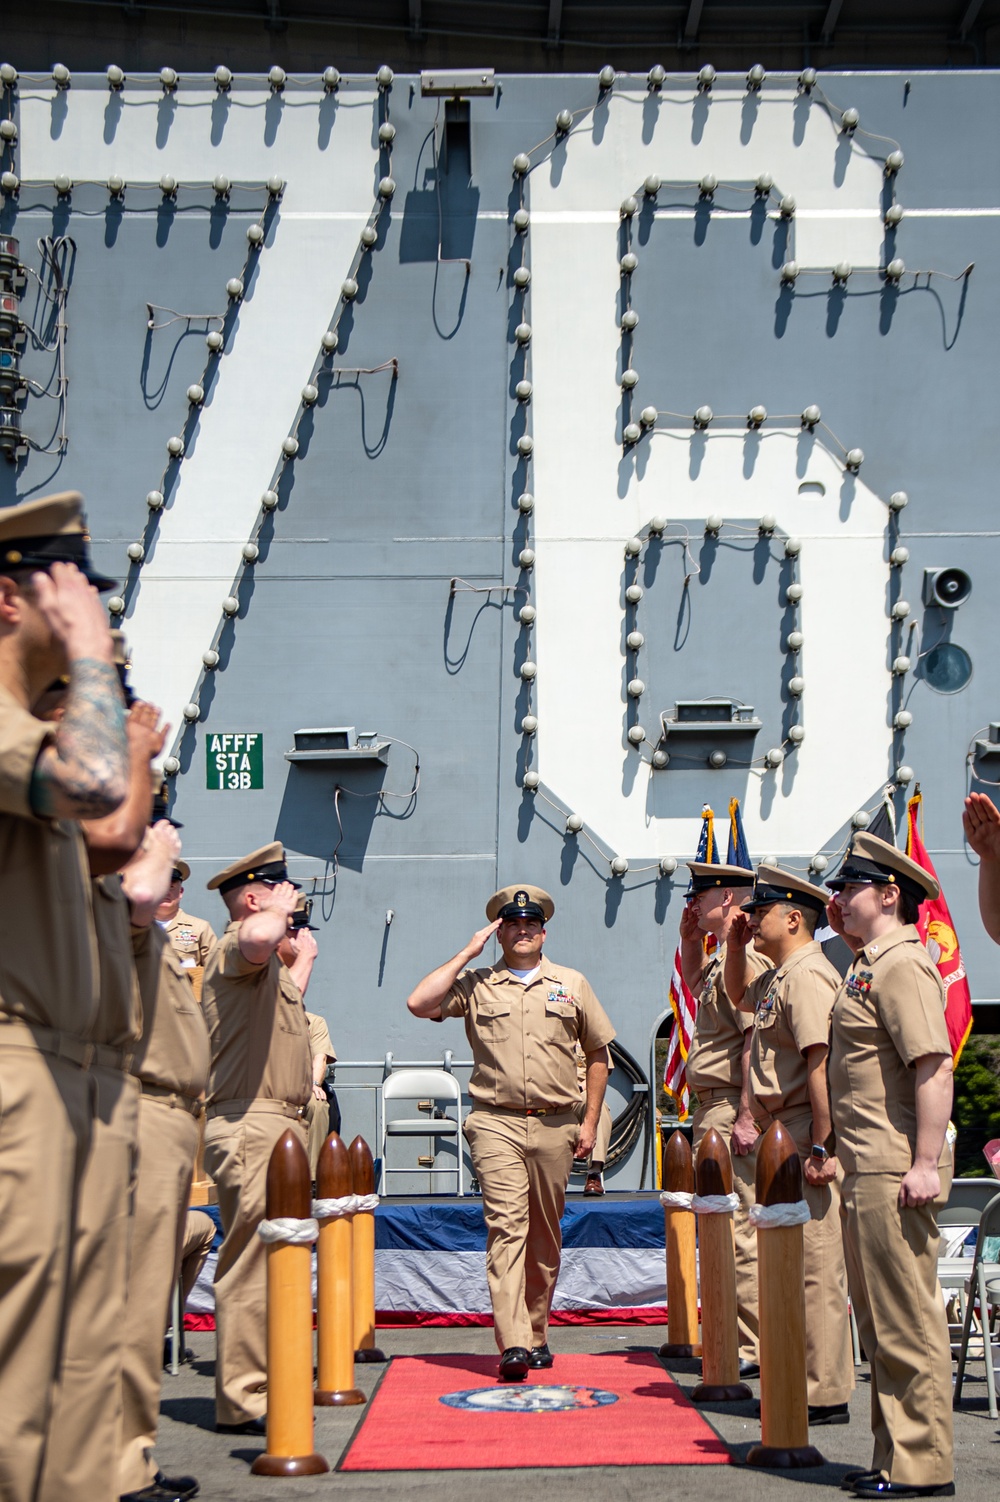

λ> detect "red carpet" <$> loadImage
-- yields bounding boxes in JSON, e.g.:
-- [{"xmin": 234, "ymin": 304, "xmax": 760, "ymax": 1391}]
[{"xmin": 339, "ymin": 1352, "xmax": 731, "ymax": 1471}]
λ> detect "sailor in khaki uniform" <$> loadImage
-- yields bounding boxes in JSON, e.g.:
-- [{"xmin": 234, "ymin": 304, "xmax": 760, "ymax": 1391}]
[
  {"xmin": 202, "ymin": 842, "xmax": 313, "ymax": 1430},
  {"xmin": 826, "ymin": 834, "xmax": 955, "ymax": 1500},
  {"xmin": 725, "ymin": 865, "xmax": 854, "ymax": 1423},
  {"xmin": 117, "ymin": 821, "xmax": 211, "ymax": 1501},
  {"xmin": 304, "ymin": 1010, "xmax": 336, "ymax": 1177},
  {"xmin": 682, "ymin": 860, "xmax": 768, "ymax": 1371},
  {"xmin": 157, "ymin": 859, "xmax": 218, "ymax": 973},
  {"xmin": 408, "ymin": 885, "xmax": 615, "ymax": 1381},
  {"xmin": 0, "ymin": 494, "xmax": 128, "ymax": 1502}
]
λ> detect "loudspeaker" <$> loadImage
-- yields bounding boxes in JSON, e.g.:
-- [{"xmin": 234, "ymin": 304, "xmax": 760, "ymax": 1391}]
[{"xmin": 923, "ymin": 567, "xmax": 972, "ymax": 610}]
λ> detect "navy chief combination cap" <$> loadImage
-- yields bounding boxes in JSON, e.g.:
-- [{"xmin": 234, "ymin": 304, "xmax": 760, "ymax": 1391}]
[
  {"xmin": 0, "ymin": 492, "xmax": 118, "ymax": 592},
  {"xmin": 486, "ymin": 884, "xmax": 555, "ymax": 923},
  {"xmin": 741, "ymin": 863, "xmax": 829, "ymax": 914},
  {"xmin": 826, "ymin": 831, "xmax": 938, "ymax": 904},
  {"xmin": 207, "ymin": 840, "xmax": 301, "ymax": 896},
  {"xmin": 685, "ymin": 860, "xmax": 756, "ymax": 894}
]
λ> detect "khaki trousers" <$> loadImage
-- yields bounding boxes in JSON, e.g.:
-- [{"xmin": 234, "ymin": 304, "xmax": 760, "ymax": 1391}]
[
  {"xmin": 38, "ymin": 1067, "xmax": 139, "ymax": 1502},
  {"xmin": 779, "ymin": 1109, "xmax": 854, "ymax": 1406},
  {"xmin": 203, "ymin": 1111, "xmax": 308, "ymax": 1425},
  {"xmin": 181, "ymin": 1210, "xmax": 217, "ymax": 1308},
  {"xmin": 118, "ymin": 1098, "xmax": 200, "ymax": 1493},
  {"xmin": 841, "ymin": 1170, "xmax": 954, "ymax": 1487},
  {"xmin": 0, "ymin": 1045, "xmax": 93, "ymax": 1502},
  {"xmin": 303, "ymin": 1093, "xmax": 330, "ymax": 1180},
  {"xmin": 692, "ymin": 1094, "xmax": 759, "ymax": 1362},
  {"xmin": 463, "ymin": 1107, "xmax": 578, "ymax": 1352}
]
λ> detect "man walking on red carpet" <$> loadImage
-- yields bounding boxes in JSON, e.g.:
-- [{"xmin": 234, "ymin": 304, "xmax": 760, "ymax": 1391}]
[{"xmin": 407, "ymin": 885, "xmax": 615, "ymax": 1381}]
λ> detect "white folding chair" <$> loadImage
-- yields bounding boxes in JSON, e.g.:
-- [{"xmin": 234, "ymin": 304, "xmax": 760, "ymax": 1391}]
[
  {"xmin": 379, "ymin": 1068, "xmax": 464, "ymax": 1196},
  {"xmin": 938, "ymin": 1178, "xmax": 1000, "ymax": 1360}
]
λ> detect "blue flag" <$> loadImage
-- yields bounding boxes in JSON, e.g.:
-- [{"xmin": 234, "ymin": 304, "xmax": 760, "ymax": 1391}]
[
  {"xmin": 695, "ymin": 805, "xmax": 719, "ymax": 864},
  {"xmin": 727, "ymin": 797, "xmax": 751, "ymax": 869}
]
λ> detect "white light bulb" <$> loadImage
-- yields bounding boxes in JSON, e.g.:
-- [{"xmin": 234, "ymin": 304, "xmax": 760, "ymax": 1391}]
[
  {"xmin": 801, "ymin": 405, "xmax": 821, "ymax": 428},
  {"xmin": 697, "ymin": 64, "xmax": 715, "ymax": 90},
  {"xmin": 301, "ymin": 383, "xmax": 319, "ymax": 406},
  {"xmin": 620, "ymin": 251, "xmax": 638, "ymax": 275},
  {"xmin": 620, "ymin": 196, "xmax": 638, "ymax": 219},
  {"xmin": 787, "ymin": 724, "xmax": 805, "ymax": 744},
  {"xmin": 786, "ymin": 583, "xmax": 803, "ymax": 603},
  {"xmin": 321, "ymin": 330, "xmax": 339, "ymax": 353},
  {"xmin": 378, "ymin": 176, "xmax": 396, "ymax": 198},
  {"xmin": 520, "ymin": 660, "xmax": 537, "ymax": 680},
  {"xmin": 623, "ymin": 422, "xmax": 641, "ymax": 445},
  {"xmin": 52, "ymin": 64, "xmax": 71, "ymax": 88},
  {"xmin": 206, "ymin": 330, "xmax": 224, "ymax": 353},
  {"xmin": 187, "ymin": 383, "xmax": 204, "ymax": 405},
  {"xmin": 765, "ymin": 747, "xmax": 785, "ymax": 767},
  {"xmin": 626, "ymin": 630, "xmax": 644, "ymax": 650},
  {"xmin": 513, "ymin": 153, "xmax": 530, "ymax": 175},
  {"xmin": 749, "ymin": 407, "xmax": 768, "ymax": 428},
  {"xmin": 841, "ymin": 107, "xmax": 860, "ymax": 131},
  {"xmin": 779, "ymin": 195, "xmax": 796, "ymax": 219},
  {"xmin": 891, "ymin": 600, "xmax": 911, "ymax": 620},
  {"xmin": 377, "ymin": 65, "xmax": 394, "ymax": 87},
  {"xmin": 621, "ymin": 369, "xmax": 639, "ymax": 390},
  {"xmin": 652, "ymin": 749, "xmax": 670, "ymax": 769},
  {"xmin": 625, "ymin": 584, "xmax": 643, "ymax": 604},
  {"xmin": 268, "ymin": 66, "xmax": 286, "ymax": 90},
  {"xmin": 182, "ymin": 701, "xmax": 200, "ymax": 721},
  {"xmin": 781, "ymin": 261, "xmax": 799, "ymax": 283},
  {"xmin": 627, "ymin": 678, "xmax": 645, "ymax": 697},
  {"xmin": 640, "ymin": 407, "xmax": 657, "ymax": 427},
  {"xmin": 648, "ymin": 516, "xmax": 666, "ymax": 534},
  {"xmin": 747, "ymin": 63, "xmax": 766, "ymax": 89},
  {"xmin": 659, "ymin": 855, "xmax": 677, "ymax": 875},
  {"xmin": 884, "ymin": 203, "xmax": 904, "ymax": 228},
  {"xmin": 107, "ymin": 596, "xmax": 125, "ymax": 616},
  {"xmin": 699, "ymin": 174, "xmax": 718, "ymax": 197},
  {"xmin": 515, "ymin": 322, "xmax": 532, "ymax": 344},
  {"xmin": 341, "ymin": 278, "xmax": 359, "ymax": 300},
  {"xmin": 809, "ymin": 854, "xmax": 829, "ymax": 874},
  {"xmin": 885, "ymin": 258, "xmax": 906, "ymax": 282},
  {"xmin": 322, "ymin": 67, "xmax": 340, "ymax": 91},
  {"xmin": 221, "ymin": 595, "xmax": 239, "ymax": 616},
  {"xmin": 624, "ymin": 536, "xmax": 642, "ymax": 557},
  {"xmin": 893, "ymin": 710, "xmax": 913, "ymax": 730},
  {"xmin": 516, "ymin": 381, "xmax": 533, "ymax": 404},
  {"xmin": 599, "ymin": 64, "xmax": 616, "ymax": 88},
  {"xmin": 261, "ymin": 490, "xmax": 279, "ymax": 511},
  {"xmin": 705, "ymin": 515, "xmax": 723, "ymax": 535},
  {"xmin": 788, "ymin": 676, "xmax": 805, "ymax": 696},
  {"xmin": 159, "ymin": 174, "xmax": 178, "ymax": 197},
  {"xmin": 555, "ymin": 108, "xmax": 573, "ymax": 132},
  {"xmin": 163, "ymin": 755, "xmax": 180, "ymax": 775},
  {"xmin": 709, "ymin": 750, "xmax": 727, "ymax": 768},
  {"xmin": 513, "ymin": 208, "xmax": 529, "ymax": 232},
  {"xmin": 126, "ymin": 542, "xmax": 145, "ymax": 563},
  {"xmin": 832, "ymin": 261, "xmax": 852, "ymax": 284},
  {"xmin": 627, "ymin": 725, "xmax": 646, "ymax": 746},
  {"xmin": 895, "ymin": 764, "xmax": 914, "ymax": 785},
  {"xmin": 755, "ymin": 173, "xmax": 773, "ymax": 195},
  {"xmin": 242, "ymin": 542, "xmax": 259, "ymax": 563},
  {"xmin": 621, "ymin": 309, "xmax": 638, "ymax": 331},
  {"xmin": 160, "ymin": 67, "xmax": 179, "ymax": 92},
  {"xmin": 226, "ymin": 277, "xmax": 244, "ymax": 300},
  {"xmin": 517, "ymin": 492, "xmax": 534, "ymax": 513},
  {"xmin": 892, "ymin": 655, "xmax": 911, "ymax": 675},
  {"xmin": 518, "ymin": 547, "xmax": 535, "ymax": 568},
  {"xmin": 648, "ymin": 64, "xmax": 666, "ymax": 89},
  {"xmin": 513, "ymin": 265, "xmax": 530, "ymax": 288},
  {"xmin": 521, "ymin": 715, "xmax": 538, "ymax": 735},
  {"xmin": 851, "ymin": 810, "xmax": 870, "ymax": 830},
  {"xmin": 888, "ymin": 491, "xmax": 909, "ymax": 511},
  {"xmin": 517, "ymin": 435, "xmax": 534, "ymax": 457},
  {"xmin": 890, "ymin": 546, "xmax": 909, "ymax": 566},
  {"xmin": 611, "ymin": 856, "xmax": 629, "ymax": 875},
  {"xmin": 694, "ymin": 405, "xmax": 713, "ymax": 428},
  {"xmin": 167, "ymin": 436, "xmax": 185, "ymax": 458},
  {"xmin": 786, "ymin": 630, "xmax": 803, "ymax": 651},
  {"xmin": 523, "ymin": 770, "xmax": 540, "ymax": 788},
  {"xmin": 566, "ymin": 813, "xmax": 584, "ymax": 833},
  {"xmin": 519, "ymin": 605, "xmax": 536, "ymax": 625},
  {"xmin": 203, "ymin": 649, "xmax": 220, "ymax": 669},
  {"xmin": 247, "ymin": 223, "xmax": 265, "ymax": 247},
  {"xmin": 214, "ymin": 65, "xmax": 233, "ymax": 91},
  {"xmin": 282, "ymin": 436, "xmax": 299, "ymax": 458},
  {"xmin": 146, "ymin": 490, "xmax": 164, "ymax": 510},
  {"xmin": 784, "ymin": 537, "xmax": 802, "ymax": 557}
]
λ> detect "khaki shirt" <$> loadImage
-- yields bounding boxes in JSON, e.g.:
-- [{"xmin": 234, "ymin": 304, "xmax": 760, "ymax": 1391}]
[
  {"xmin": 202, "ymin": 921, "xmax": 312, "ymax": 1108},
  {"xmin": 306, "ymin": 1011, "xmax": 337, "ymax": 1063},
  {"xmin": 90, "ymin": 874, "xmax": 142, "ymax": 1049},
  {"xmin": 130, "ymin": 922, "xmax": 211, "ymax": 1098},
  {"xmin": 0, "ymin": 686, "xmax": 100, "ymax": 1035},
  {"xmin": 440, "ymin": 958, "xmax": 615, "ymax": 1110},
  {"xmin": 746, "ymin": 941, "xmax": 840, "ymax": 1118},
  {"xmin": 687, "ymin": 940, "xmax": 770, "ymax": 1095},
  {"xmin": 829, "ymin": 925, "xmax": 951, "ymax": 1175},
  {"xmin": 163, "ymin": 909, "xmax": 218, "ymax": 970}
]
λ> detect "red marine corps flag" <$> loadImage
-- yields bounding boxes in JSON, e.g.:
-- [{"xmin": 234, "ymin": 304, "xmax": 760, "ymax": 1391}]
[{"xmin": 906, "ymin": 791, "xmax": 974, "ymax": 1061}]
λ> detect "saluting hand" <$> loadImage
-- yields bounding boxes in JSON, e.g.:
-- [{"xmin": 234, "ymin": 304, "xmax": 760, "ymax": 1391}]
[
  {"xmin": 32, "ymin": 562, "xmax": 117, "ymax": 663},
  {"xmin": 145, "ymin": 818, "xmax": 182, "ymax": 865},
  {"xmin": 729, "ymin": 911, "xmax": 754, "ymax": 949},
  {"xmin": 679, "ymin": 903, "xmax": 702, "ymax": 943},
  {"xmin": 257, "ymin": 880, "xmax": 299, "ymax": 918},
  {"xmin": 127, "ymin": 701, "xmax": 169, "ymax": 763},
  {"xmin": 465, "ymin": 919, "xmax": 501, "ymax": 959},
  {"xmin": 284, "ymin": 927, "xmax": 318, "ymax": 963},
  {"xmin": 964, "ymin": 792, "xmax": 1000, "ymax": 863}
]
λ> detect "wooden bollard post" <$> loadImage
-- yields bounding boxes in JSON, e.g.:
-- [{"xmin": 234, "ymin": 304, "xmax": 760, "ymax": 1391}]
[
  {"xmin": 691, "ymin": 1127, "xmax": 752, "ymax": 1403},
  {"xmin": 315, "ymin": 1132, "xmax": 365, "ymax": 1406},
  {"xmin": 348, "ymin": 1135, "xmax": 386, "ymax": 1363},
  {"xmin": 659, "ymin": 1130, "xmax": 701, "ymax": 1358},
  {"xmin": 250, "ymin": 1129, "xmax": 329, "ymax": 1477},
  {"xmin": 747, "ymin": 1121, "xmax": 824, "ymax": 1469}
]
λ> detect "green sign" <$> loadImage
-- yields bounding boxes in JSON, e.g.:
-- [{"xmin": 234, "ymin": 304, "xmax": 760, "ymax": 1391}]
[{"xmin": 207, "ymin": 733, "xmax": 264, "ymax": 791}]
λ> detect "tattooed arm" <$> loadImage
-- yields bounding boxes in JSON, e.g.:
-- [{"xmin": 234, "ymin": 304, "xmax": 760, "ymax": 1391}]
[
  {"xmin": 28, "ymin": 565, "xmax": 129, "ymax": 820},
  {"xmin": 83, "ymin": 701, "xmax": 168, "ymax": 876}
]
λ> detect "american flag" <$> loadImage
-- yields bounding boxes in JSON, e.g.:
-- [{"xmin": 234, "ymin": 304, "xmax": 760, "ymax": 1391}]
[{"xmin": 662, "ymin": 799, "xmax": 750, "ymax": 1120}]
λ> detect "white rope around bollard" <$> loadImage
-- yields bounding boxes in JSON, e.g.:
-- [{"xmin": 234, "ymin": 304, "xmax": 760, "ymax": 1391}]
[
  {"xmin": 353, "ymin": 1193, "xmax": 380, "ymax": 1212},
  {"xmin": 312, "ymin": 1194, "xmax": 361, "ymax": 1220},
  {"xmin": 692, "ymin": 1192, "xmax": 740, "ymax": 1215},
  {"xmin": 659, "ymin": 1190, "xmax": 695, "ymax": 1210},
  {"xmin": 257, "ymin": 1216, "xmax": 320, "ymax": 1244},
  {"xmin": 749, "ymin": 1199, "xmax": 811, "ymax": 1228}
]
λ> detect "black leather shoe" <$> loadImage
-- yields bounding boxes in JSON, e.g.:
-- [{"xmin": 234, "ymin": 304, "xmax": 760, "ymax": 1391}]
[
  {"xmin": 119, "ymin": 1486, "xmax": 188, "ymax": 1502},
  {"xmin": 842, "ymin": 1473, "xmax": 881, "ymax": 1493},
  {"xmin": 215, "ymin": 1416, "xmax": 266, "ymax": 1435},
  {"xmin": 498, "ymin": 1347, "xmax": 530, "ymax": 1381},
  {"xmin": 738, "ymin": 1359, "xmax": 760, "ymax": 1379},
  {"xmin": 850, "ymin": 1482, "xmax": 954, "ymax": 1499},
  {"xmin": 154, "ymin": 1474, "xmax": 198, "ymax": 1499},
  {"xmin": 809, "ymin": 1402, "xmax": 851, "ymax": 1426},
  {"xmin": 529, "ymin": 1342, "xmax": 554, "ymax": 1368}
]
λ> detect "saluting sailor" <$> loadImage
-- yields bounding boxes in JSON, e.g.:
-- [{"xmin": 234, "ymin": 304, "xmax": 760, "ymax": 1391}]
[
  {"xmin": 681, "ymin": 858, "xmax": 769, "ymax": 1376},
  {"xmin": 201, "ymin": 841, "xmax": 313, "ymax": 1433},
  {"xmin": 725, "ymin": 864, "xmax": 854, "ymax": 1426},
  {"xmin": 407, "ymin": 885, "xmax": 615, "ymax": 1381},
  {"xmin": 825, "ymin": 833, "xmax": 955, "ymax": 1500}
]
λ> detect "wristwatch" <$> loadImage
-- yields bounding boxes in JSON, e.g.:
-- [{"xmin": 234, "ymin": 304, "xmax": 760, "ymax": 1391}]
[{"xmin": 810, "ymin": 1144, "xmax": 829, "ymax": 1161}]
